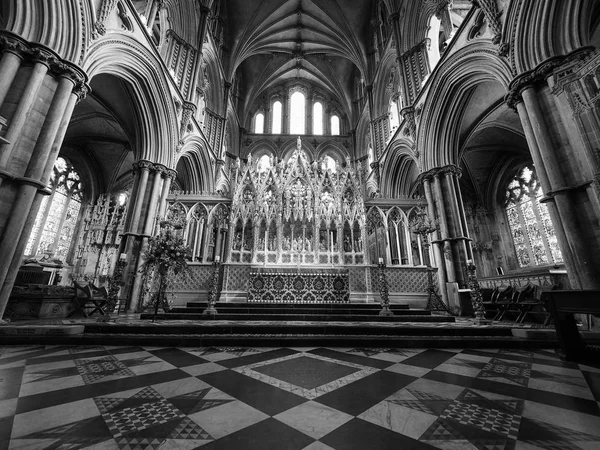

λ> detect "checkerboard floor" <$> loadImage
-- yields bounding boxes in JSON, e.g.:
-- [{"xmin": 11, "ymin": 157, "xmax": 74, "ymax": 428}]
[{"xmin": 1, "ymin": 345, "xmax": 599, "ymax": 449}]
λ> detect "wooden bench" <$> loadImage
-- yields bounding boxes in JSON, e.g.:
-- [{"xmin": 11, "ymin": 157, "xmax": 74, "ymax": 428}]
[
  {"xmin": 542, "ymin": 290, "xmax": 600, "ymax": 361},
  {"xmin": 68, "ymin": 281, "xmax": 109, "ymax": 318}
]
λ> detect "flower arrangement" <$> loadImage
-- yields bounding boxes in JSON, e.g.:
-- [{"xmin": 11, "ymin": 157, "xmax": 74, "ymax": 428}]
[
  {"xmin": 144, "ymin": 220, "xmax": 189, "ymax": 275},
  {"xmin": 142, "ymin": 218, "xmax": 191, "ymax": 317}
]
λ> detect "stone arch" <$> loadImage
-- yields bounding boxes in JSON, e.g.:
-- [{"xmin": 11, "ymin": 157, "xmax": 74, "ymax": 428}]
[
  {"xmin": 315, "ymin": 142, "xmax": 350, "ymax": 165},
  {"xmin": 201, "ymin": 41, "xmax": 224, "ymax": 113},
  {"xmin": 418, "ymin": 44, "xmax": 513, "ymax": 170},
  {"xmin": 505, "ymin": 0, "xmax": 588, "ymax": 74},
  {"xmin": 380, "ymin": 144, "xmax": 419, "ymax": 197},
  {"xmin": 1, "ymin": 0, "xmax": 89, "ymax": 63},
  {"xmin": 244, "ymin": 139, "xmax": 279, "ymax": 160},
  {"xmin": 83, "ymin": 35, "xmax": 179, "ymax": 167},
  {"xmin": 371, "ymin": 49, "xmax": 400, "ymax": 118},
  {"xmin": 176, "ymin": 135, "xmax": 214, "ymax": 193}
]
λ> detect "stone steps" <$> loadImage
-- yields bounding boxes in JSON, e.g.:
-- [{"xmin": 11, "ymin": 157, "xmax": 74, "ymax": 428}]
[{"xmin": 139, "ymin": 312, "xmax": 453, "ymax": 322}]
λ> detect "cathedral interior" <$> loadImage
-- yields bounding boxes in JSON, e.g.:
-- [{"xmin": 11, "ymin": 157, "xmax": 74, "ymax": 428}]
[{"xmin": 1, "ymin": 1, "xmax": 600, "ymax": 449}]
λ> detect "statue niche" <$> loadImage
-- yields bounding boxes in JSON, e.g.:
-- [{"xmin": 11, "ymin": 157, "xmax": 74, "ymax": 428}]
[{"xmin": 229, "ymin": 138, "xmax": 366, "ymax": 266}]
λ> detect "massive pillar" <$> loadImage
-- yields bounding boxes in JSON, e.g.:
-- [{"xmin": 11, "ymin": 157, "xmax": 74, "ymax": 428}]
[
  {"xmin": 419, "ymin": 165, "xmax": 472, "ymax": 299},
  {"xmin": 505, "ymin": 47, "xmax": 600, "ymax": 289},
  {"xmin": 0, "ymin": 32, "xmax": 88, "ymax": 321},
  {"xmin": 119, "ymin": 161, "xmax": 168, "ymax": 313}
]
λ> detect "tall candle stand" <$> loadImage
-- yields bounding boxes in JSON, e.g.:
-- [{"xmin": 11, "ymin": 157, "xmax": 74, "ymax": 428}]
[
  {"xmin": 409, "ymin": 206, "xmax": 452, "ymax": 314},
  {"xmin": 203, "ymin": 257, "xmax": 222, "ymax": 315}
]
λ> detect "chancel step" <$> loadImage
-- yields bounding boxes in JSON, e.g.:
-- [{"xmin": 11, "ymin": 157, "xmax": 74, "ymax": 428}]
[
  {"xmin": 142, "ymin": 302, "xmax": 453, "ymax": 323},
  {"xmin": 139, "ymin": 312, "xmax": 454, "ymax": 322}
]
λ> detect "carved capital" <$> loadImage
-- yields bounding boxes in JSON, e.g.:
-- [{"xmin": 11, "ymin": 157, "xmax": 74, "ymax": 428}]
[
  {"xmin": 505, "ymin": 46, "xmax": 595, "ymax": 111},
  {"xmin": 135, "ymin": 160, "xmax": 154, "ymax": 172}
]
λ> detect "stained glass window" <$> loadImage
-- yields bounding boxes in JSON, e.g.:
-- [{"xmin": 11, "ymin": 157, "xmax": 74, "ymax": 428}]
[
  {"xmin": 25, "ymin": 157, "xmax": 83, "ymax": 262},
  {"xmin": 505, "ymin": 166, "xmax": 562, "ymax": 268}
]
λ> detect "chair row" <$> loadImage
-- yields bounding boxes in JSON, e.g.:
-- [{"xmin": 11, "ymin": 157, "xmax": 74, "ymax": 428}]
[{"xmin": 481, "ymin": 284, "xmax": 554, "ymax": 324}]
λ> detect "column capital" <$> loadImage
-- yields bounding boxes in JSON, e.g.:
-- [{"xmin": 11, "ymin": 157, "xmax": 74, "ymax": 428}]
[
  {"xmin": 0, "ymin": 31, "xmax": 88, "ymax": 83},
  {"xmin": 134, "ymin": 160, "xmax": 154, "ymax": 172},
  {"xmin": 505, "ymin": 46, "xmax": 595, "ymax": 111},
  {"xmin": 417, "ymin": 164, "xmax": 462, "ymax": 184},
  {"xmin": 152, "ymin": 163, "xmax": 168, "ymax": 175},
  {"xmin": 165, "ymin": 168, "xmax": 178, "ymax": 180}
]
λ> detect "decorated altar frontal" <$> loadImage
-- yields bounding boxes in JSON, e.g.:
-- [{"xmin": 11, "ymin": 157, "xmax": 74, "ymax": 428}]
[{"xmin": 247, "ymin": 267, "xmax": 349, "ymax": 303}]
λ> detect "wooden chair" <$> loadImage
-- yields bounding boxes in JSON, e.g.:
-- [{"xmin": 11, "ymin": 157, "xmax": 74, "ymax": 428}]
[
  {"xmin": 69, "ymin": 281, "xmax": 108, "ymax": 318},
  {"xmin": 504, "ymin": 283, "xmax": 536, "ymax": 323},
  {"xmin": 513, "ymin": 285, "xmax": 553, "ymax": 325},
  {"xmin": 491, "ymin": 285, "xmax": 515, "ymax": 321}
]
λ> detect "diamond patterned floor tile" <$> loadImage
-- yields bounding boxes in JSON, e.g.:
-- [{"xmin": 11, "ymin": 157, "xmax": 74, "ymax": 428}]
[{"xmin": 3, "ymin": 345, "xmax": 600, "ymax": 450}]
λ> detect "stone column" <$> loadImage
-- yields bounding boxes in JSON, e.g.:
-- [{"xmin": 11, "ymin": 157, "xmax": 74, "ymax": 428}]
[
  {"xmin": 119, "ymin": 160, "xmax": 151, "ymax": 309},
  {"xmin": 0, "ymin": 34, "xmax": 88, "ymax": 320},
  {"xmin": 422, "ymin": 178, "xmax": 448, "ymax": 306},
  {"xmin": 156, "ymin": 168, "xmax": 177, "ymax": 227},
  {"xmin": 128, "ymin": 164, "xmax": 165, "ymax": 312},
  {"xmin": 419, "ymin": 165, "xmax": 471, "ymax": 300},
  {"xmin": 505, "ymin": 47, "xmax": 600, "ymax": 289},
  {"xmin": 0, "ymin": 35, "xmax": 25, "ymax": 108},
  {"xmin": 282, "ymin": 92, "xmax": 290, "ymax": 134}
]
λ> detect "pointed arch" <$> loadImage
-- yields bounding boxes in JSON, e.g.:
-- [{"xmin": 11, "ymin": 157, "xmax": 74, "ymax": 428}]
[
  {"xmin": 175, "ymin": 135, "xmax": 215, "ymax": 193},
  {"xmin": 417, "ymin": 44, "xmax": 513, "ymax": 170},
  {"xmin": 83, "ymin": 35, "xmax": 179, "ymax": 166}
]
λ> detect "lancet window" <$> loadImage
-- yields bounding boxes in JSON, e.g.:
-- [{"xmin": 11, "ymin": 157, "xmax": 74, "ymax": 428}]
[
  {"xmin": 272, "ymin": 100, "xmax": 282, "ymax": 134},
  {"xmin": 254, "ymin": 112, "xmax": 265, "ymax": 133},
  {"xmin": 251, "ymin": 87, "xmax": 345, "ymax": 136},
  {"xmin": 505, "ymin": 166, "xmax": 563, "ymax": 267},
  {"xmin": 313, "ymin": 102, "xmax": 323, "ymax": 135},
  {"xmin": 25, "ymin": 157, "xmax": 84, "ymax": 262},
  {"xmin": 290, "ymin": 91, "xmax": 306, "ymax": 134},
  {"xmin": 389, "ymin": 100, "xmax": 400, "ymax": 134},
  {"xmin": 330, "ymin": 115, "xmax": 340, "ymax": 135}
]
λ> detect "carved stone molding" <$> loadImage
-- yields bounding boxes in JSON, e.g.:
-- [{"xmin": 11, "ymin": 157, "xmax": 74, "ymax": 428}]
[
  {"xmin": 505, "ymin": 46, "xmax": 596, "ymax": 110},
  {"xmin": 417, "ymin": 164, "xmax": 462, "ymax": 184},
  {"xmin": 470, "ymin": 0, "xmax": 509, "ymax": 56},
  {"xmin": 0, "ymin": 31, "xmax": 89, "ymax": 101},
  {"xmin": 93, "ymin": 0, "xmax": 119, "ymax": 40}
]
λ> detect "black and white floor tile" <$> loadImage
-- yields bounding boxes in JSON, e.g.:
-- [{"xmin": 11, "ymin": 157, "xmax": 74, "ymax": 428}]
[{"xmin": 1, "ymin": 345, "xmax": 599, "ymax": 449}]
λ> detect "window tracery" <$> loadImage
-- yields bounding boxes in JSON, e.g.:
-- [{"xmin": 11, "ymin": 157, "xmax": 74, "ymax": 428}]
[
  {"xmin": 25, "ymin": 157, "xmax": 84, "ymax": 262},
  {"xmin": 505, "ymin": 166, "xmax": 563, "ymax": 267}
]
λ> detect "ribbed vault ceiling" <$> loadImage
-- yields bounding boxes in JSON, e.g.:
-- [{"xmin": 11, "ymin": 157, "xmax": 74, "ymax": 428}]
[{"xmin": 224, "ymin": 0, "xmax": 374, "ymax": 122}]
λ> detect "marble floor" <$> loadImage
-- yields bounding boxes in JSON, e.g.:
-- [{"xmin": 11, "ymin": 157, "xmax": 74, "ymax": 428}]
[{"xmin": 1, "ymin": 345, "xmax": 599, "ymax": 450}]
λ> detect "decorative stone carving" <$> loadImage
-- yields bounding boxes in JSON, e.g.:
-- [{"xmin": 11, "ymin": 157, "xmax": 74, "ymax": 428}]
[{"xmin": 93, "ymin": 0, "xmax": 119, "ymax": 39}]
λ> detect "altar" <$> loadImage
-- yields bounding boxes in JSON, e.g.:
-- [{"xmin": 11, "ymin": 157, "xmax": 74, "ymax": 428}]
[{"xmin": 247, "ymin": 267, "xmax": 349, "ymax": 303}]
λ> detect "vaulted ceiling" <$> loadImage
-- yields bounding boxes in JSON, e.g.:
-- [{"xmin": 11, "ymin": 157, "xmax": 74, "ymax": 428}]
[{"xmin": 222, "ymin": 0, "xmax": 375, "ymax": 124}]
